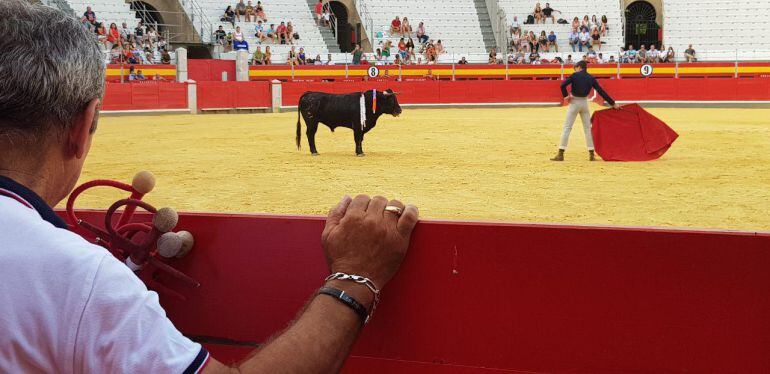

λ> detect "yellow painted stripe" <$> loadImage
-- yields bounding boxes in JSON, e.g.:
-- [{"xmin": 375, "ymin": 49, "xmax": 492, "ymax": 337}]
[{"xmin": 106, "ymin": 68, "xmax": 175, "ymax": 76}]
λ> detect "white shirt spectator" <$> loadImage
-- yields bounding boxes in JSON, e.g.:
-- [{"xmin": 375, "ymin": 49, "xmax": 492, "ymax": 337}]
[
  {"xmin": 0, "ymin": 177, "xmax": 209, "ymax": 374},
  {"xmin": 579, "ymin": 31, "xmax": 590, "ymax": 43}
]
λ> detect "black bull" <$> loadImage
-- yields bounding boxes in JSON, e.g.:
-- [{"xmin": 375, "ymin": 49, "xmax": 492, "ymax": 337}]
[{"xmin": 296, "ymin": 89, "xmax": 402, "ymax": 156}]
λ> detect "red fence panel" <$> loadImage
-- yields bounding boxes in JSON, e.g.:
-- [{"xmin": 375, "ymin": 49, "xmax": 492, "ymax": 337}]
[
  {"xmin": 196, "ymin": 81, "xmax": 271, "ymax": 110},
  {"xmin": 189, "ymin": 59, "xmax": 237, "ymax": 82},
  {"xmin": 102, "ymin": 82, "xmax": 187, "ymax": 111}
]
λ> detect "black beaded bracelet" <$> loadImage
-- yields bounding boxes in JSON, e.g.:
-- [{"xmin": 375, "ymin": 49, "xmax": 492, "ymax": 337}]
[{"xmin": 318, "ymin": 286, "xmax": 369, "ymax": 324}]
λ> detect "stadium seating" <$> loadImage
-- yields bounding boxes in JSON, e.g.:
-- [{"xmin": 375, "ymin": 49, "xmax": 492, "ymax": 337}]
[
  {"xmin": 497, "ymin": 0, "xmax": 624, "ymax": 61},
  {"xmin": 183, "ymin": 0, "xmax": 339, "ymax": 63},
  {"xmin": 662, "ymin": 0, "xmax": 770, "ymax": 61},
  {"xmin": 357, "ymin": 0, "xmax": 496, "ymax": 62},
  {"xmin": 67, "ymin": 0, "xmax": 139, "ymax": 27}
]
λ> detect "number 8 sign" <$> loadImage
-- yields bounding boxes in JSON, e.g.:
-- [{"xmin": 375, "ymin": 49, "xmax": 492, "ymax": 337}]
[
  {"xmin": 640, "ymin": 64, "xmax": 654, "ymax": 77},
  {"xmin": 368, "ymin": 66, "xmax": 380, "ymax": 78}
]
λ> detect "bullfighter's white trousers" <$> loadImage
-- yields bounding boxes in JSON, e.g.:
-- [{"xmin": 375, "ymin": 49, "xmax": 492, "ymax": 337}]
[{"xmin": 559, "ymin": 97, "xmax": 594, "ymax": 151}]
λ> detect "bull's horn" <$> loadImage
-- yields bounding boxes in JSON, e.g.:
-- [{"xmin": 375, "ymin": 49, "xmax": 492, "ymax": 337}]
[{"xmin": 384, "ymin": 91, "xmax": 399, "ymax": 96}]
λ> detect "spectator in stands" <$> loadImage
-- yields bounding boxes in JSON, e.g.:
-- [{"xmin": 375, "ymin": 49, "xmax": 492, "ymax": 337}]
[
  {"xmin": 425, "ymin": 43, "xmax": 437, "ymax": 64},
  {"xmin": 530, "ymin": 50, "xmax": 540, "ymax": 64},
  {"xmin": 416, "ymin": 22, "xmax": 428, "ymax": 44},
  {"xmin": 528, "ymin": 31, "xmax": 538, "ymax": 52},
  {"xmin": 252, "ymin": 46, "xmax": 265, "ymax": 65},
  {"xmin": 119, "ymin": 22, "xmax": 131, "ymax": 40},
  {"xmin": 488, "ymin": 47, "xmax": 497, "ymax": 64},
  {"xmin": 157, "ymin": 36, "xmax": 167, "ymax": 51},
  {"xmin": 256, "ymin": 1, "xmax": 266, "ymax": 22},
  {"xmin": 435, "ymin": 40, "xmax": 445, "ymax": 55},
  {"xmin": 83, "ymin": 6, "xmax": 95, "ymax": 21},
  {"xmin": 326, "ymin": 53, "xmax": 333, "ymax": 65},
  {"xmin": 323, "ymin": 8, "xmax": 331, "ymax": 27},
  {"xmin": 96, "ymin": 23, "xmax": 108, "ymax": 49},
  {"xmin": 458, "ymin": 56, "xmax": 468, "ymax": 64},
  {"xmin": 314, "ymin": 0, "xmax": 324, "ymax": 26},
  {"xmin": 234, "ymin": 26, "xmax": 244, "ymax": 41},
  {"xmin": 571, "ymin": 17, "xmax": 580, "ymax": 30},
  {"xmin": 266, "ymin": 23, "xmax": 277, "ymax": 43},
  {"xmin": 313, "ymin": 54, "xmax": 323, "ymax": 65},
  {"xmin": 542, "ymin": 3, "xmax": 559, "ymax": 24},
  {"xmin": 398, "ymin": 38, "xmax": 407, "ymax": 61},
  {"xmin": 547, "ymin": 31, "xmax": 558, "ymax": 52},
  {"xmin": 538, "ymin": 31, "xmax": 548, "ymax": 52},
  {"xmin": 80, "ymin": 16, "xmax": 94, "ymax": 33},
  {"xmin": 648, "ymin": 44, "xmax": 659, "ymax": 63},
  {"xmin": 298, "ymin": 47, "xmax": 307, "ymax": 65},
  {"xmin": 381, "ymin": 42, "xmax": 391, "ymax": 62},
  {"xmin": 684, "ymin": 45, "xmax": 697, "ymax": 62},
  {"xmin": 136, "ymin": 69, "xmax": 146, "ymax": 80},
  {"xmin": 591, "ymin": 27, "xmax": 601, "ymax": 51},
  {"xmin": 225, "ymin": 32, "xmax": 233, "ymax": 51},
  {"xmin": 153, "ymin": 73, "xmax": 167, "ymax": 81},
  {"xmin": 107, "ymin": 23, "xmax": 120, "ymax": 48},
  {"xmin": 586, "ymin": 47, "xmax": 597, "ymax": 63},
  {"xmin": 401, "ymin": 17, "xmax": 412, "ymax": 37},
  {"xmin": 264, "ymin": 46, "xmax": 272, "ymax": 64},
  {"xmin": 600, "ymin": 15, "xmax": 608, "ymax": 37},
  {"xmin": 637, "ymin": 44, "xmax": 647, "ymax": 63},
  {"xmin": 406, "ymin": 38, "xmax": 415, "ymax": 60},
  {"xmin": 510, "ymin": 16, "xmax": 520, "ymax": 36},
  {"xmin": 565, "ymin": 54, "xmax": 574, "ymax": 65},
  {"xmin": 394, "ymin": 53, "xmax": 402, "ymax": 66},
  {"xmin": 618, "ymin": 47, "xmax": 627, "ymax": 63},
  {"xmin": 514, "ymin": 47, "xmax": 525, "ymax": 64},
  {"xmin": 287, "ymin": 46, "xmax": 299, "ymax": 65},
  {"xmin": 581, "ymin": 15, "xmax": 590, "ymax": 32},
  {"xmin": 134, "ymin": 21, "xmax": 145, "ymax": 42},
  {"xmin": 161, "ymin": 49, "xmax": 171, "ymax": 64},
  {"xmin": 578, "ymin": 28, "xmax": 590, "ymax": 52},
  {"xmin": 245, "ymin": 1, "xmax": 255, "ymax": 22},
  {"xmin": 235, "ymin": 0, "xmax": 246, "ymax": 22},
  {"xmin": 511, "ymin": 29, "xmax": 522, "ymax": 52},
  {"xmin": 591, "ymin": 15, "xmax": 599, "ymax": 30},
  {"xmin": 223, "ymin": 6, "xmax": 235, "ymax": 27},
  {"xmin": 662, "ymin": 46, "xmax": 675, "ymax": 63},
  {"xmin": 375, "ymin": 48, "xmax": 383, "ymax": 64},
  {"xmin": 568, "ymin": 27, "xmax": 579, "ymax": 52},
  {"xmin": 215, "ymin": 25, "xmax": 227, "ymax": 45},
  {"xmin": 533, "ymin": 3, "xmax": 543, "ymax": 24},
  {"xmin": 255, "ymin": 20, "xmax": 267, "ymax": 42},
  {"xmin": 287, "ymin": 22, "xmax": 296, "ymax": 45},
  {"xmin": 233, "ymin": 34, "xmax": 249, "ymax": 51},
  {"xmin": 627, "ymin": 44, "xmax": 637, "ymax": 62},
  {"xmin": 507, "ymin": 54, "xmax": 516, "ymax": 64},
  {"xmin": 128, "ymin": 66, "xmax": 138, "ymax": 80},
  {"xmin": 597, "ymin": 53, "xmax": 605, "ymax": 64},
  {"xmin": 390, "ymin": 16, "xmax": 401, "ymax": 35},
  {"xmin": 146, "ymin": 27, "xmax": 157, "ymax": 48},
  {"xmin": 277, "ymin": 21, "xmax": 288, "ymax": 44},
  {"xmin": 352, "ymin": 44, "xmax": 363, "ymax": 64}
]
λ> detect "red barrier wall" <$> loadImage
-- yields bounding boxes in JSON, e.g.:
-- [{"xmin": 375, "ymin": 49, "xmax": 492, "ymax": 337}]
[
  {"xmin": 196, "ymin": 81, "xmax": 271, "ymax": 110},
  {"xmin": 101, "ymin": 82, "xmax": 188, "ymax": 111},
  {"xmin": 65, "ymin": 210, "xmax": 770, "ymax": 373},
  {"xmin": 188, "ymin": 59, "xmax": 237, "ymax": 82},
  {"xmin": 105, "ymin": 64, "xmax": 176, "ymax": 82}
]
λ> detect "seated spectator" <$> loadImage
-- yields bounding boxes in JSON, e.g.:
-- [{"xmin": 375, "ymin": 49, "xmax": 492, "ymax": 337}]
[
  {"xmin": 223, "ymin": 6, "xmax": 235, "ymax": 27},
  {"xmin": 134, "ymin": 21, "xmax": 145, "ymax": 41},
  {"xmin": 586, "ymin": 47, "xmax": 597, "ymax": 63},
  {"xmin": 591, "ymin": 27, "xmax": 601, "ymax": 51},
  {"xmin": 225, "ymin": 32, "xmax": 233, "ymax": 52},
  {"xmin": 255, "ymin": 20, "xmax": 267, "ymax": 42},
  {"xmin": 511, "ymin": 29, "xmax": 522, "ymax": 52},
  {"xmin": 215, "ymin": 25, "xmax": 227, "ymax": 45},
  {"xmin": 425, "ymin": 43, "xmax": 437, "ymax": 64},
  {"xmin": 136, "ymin": 69, "xmax": 146, "ymax": 80},
  {"xmin": 390, "ymin": 16, "xmax": 401, "ymax": 35},
  {"xmin": 266, "ymin": 23, "xmax": 277, "ymax": 43},
  {"xmin": 662, "ymin": 46, "xmax": 675, "ymax": 63},
  {"xmin": 375, "ymin": 48, "xmax": 383, "ymax": 64},
  {"xmin": 352, "ymin": 44, "xmax": 363, "ymax": 64},
  {"xmin": 120, "ymin": 22, "xmax": 131, "ymax": 40},
  {"xmin": 528, "ymin": 31, "xmax": 538, "ymax": 52},
  {"xmin": 256, "ymin": 1, "xmax": 266, "ymax": 21},
  {"xmin": 287, "ymin": 46, "xmax": 299, "ymax": 65},
  {"xmin": 458, "ymin": 56, "xmax": 468, "ymax": 64},
  {"xmin": 314, "ymin": 0, "xmax": 324, "ymax": 25},
  {"xmin": 83, "ymin": 6, "xmax": 95, "ymax": 21},
  {"xmin": 591, "ymin": 15, "xmax": 599, "ymax": 30},
  {"xmin": 547, "ymin": 31, "xmax": 558, "ymax": 52},
  {"xmin": 533, "ymin": 2, "xmax": 543, "ymax": 24},
  {"xmin": 538, "ymin": 31, "xmax": 548, "ymax": 52},
  {"xmin": 286, "ymin": 22, "xmax": 296, "ymax": 45},
  {"xmin": 627, "ymin": 44, "xmax": 637, "ymax": 62},
  {"xmin": 251, "ymin": 46, "xmax": 265, "ymax": 65},
  {"xmin": 298, "ymin": 47, "xmax": 307, "ymax": 65},
  {"xmin": 398, "ymin": 37, "xmax": 407, "ymax": 60},
  {"xmin": 161, "ymin": 49, "xmax": 171, "ymax": 64},
  {"xmin": 401, "ymin": 17, "xmax": 412, "ymax": 37},
  {"xmin": 435, "ymin": 40, "xmax": 445, "ymax": 55},
  {"xmin": 276, "ymin": 21, "xmax": 288, "ymax": 44},
  {"xmin": 235, "ymin": 0, "xmax": 246, "ymax": 22},
  {"xmin": 597, "ymin": 53, "xmax": 605, "ymax": 64},
  {"xmin": 581, "ymin": 15, "xmax": 590, "ymax": 32},
  {"xmin": 529, "ymin": 50, "xmax": 540, "ymax": 64},
  {"xmin": 152, "ymin": 73, "xmax": 167, "ymax": 81},
  {"xmin": 80, "ymin": 16, "xmax": 94, "ymax": 33},
  {"xmin": 128, "ymin": 66, "xmax": 138, "ymax": 81},
  {"xmin": 571, "ymin": 16, "xmax": 579, "ymax": 30},
  {"xmin": 234, "ymin": 26, "xmax": 244, "ymax": 41},
  {"xmin": 381, "ymin": 43, "xmax": 391, "ymax": 62},
  {"xmin": 507, "ymin": 54, "xmax": 516, "ymax": 65},
  {"xmin": 264, "ymin": 45, "xmax": 272, "ymax": 64},
  {"xmin": 394, "ymin": 53, "xmax": 402, "ymax": 66},
  {"xmin": 314, "ymin": 54, "xmax": 323, "ymax": 65},
  {"xmin": 684, "ymin": 44, "xmax": 697, "ymax": 62},
  {"xmin": 648, "ymin": 44, "xmax": 659, "ymax": 63},
  {"xmin": 107, "ymin": 23, "xmax": 120, "ymax": 47},
  {"xmin": 542, "ymin": 3, "xmax": 560, "ymax": 24},
  {"xmin": 514, "ymin": 48, "xmax": 525, "ymax": 64},
  {"xmin": 488, "ymin": 47, "xmax": 497, "ymax": 64},
  {"xmin": 96, "ymin": 23, "xmax": 108, "ymax": 48},
  {"xmin": 608, "ymin": 55, "xmax": 616, "ymax": 64},
  {"xmin": 600, "ymin": 15, "xmax": 608, "ymax": 36},
  {"xmin": 618, "ymin": 47, "xmax": 627, "ymax": 63},
  {"xmin": 416, "ymin": 22, "xmax": 428, "ymax": 44},
  {"xmin": 637, "ymin": 44, "xmax": 647, "ymax": 63},
  {"xmin": 565, "ymin": 54, "xmax": 574, "ymax": 65},
  {"xmin": 233, "ymin": 38, "xmax": 249, "ymax": 51},
  {"xmin": 322, "ymin": 8, "xmax": 331, "ymax": 27},
  {"xmin": 509, "ymin": 16, "xmax": 520, "ymax": 35},
  {"xmin": 326, "ymin": 53, "xmax": 333, "ymax": 65},
  {"xmin": 157, "ymin": 36, "xmax": 167, "ymax": 51},
  {"xmin": 578, "ymin": 28, "xmax": 590, "ymax": 52},
  {"xmin": 245, "ymin": 1, "xmax": 255, "ymax": 22},
  {"xmin": 568, "ymin": 27, "xmax": 579, "ymax": 52}
]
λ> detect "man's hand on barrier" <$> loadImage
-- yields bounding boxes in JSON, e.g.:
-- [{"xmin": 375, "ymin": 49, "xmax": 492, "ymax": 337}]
[{"xmin": 322, "ymin": 194, "xmax": 419, "ymax": 289}]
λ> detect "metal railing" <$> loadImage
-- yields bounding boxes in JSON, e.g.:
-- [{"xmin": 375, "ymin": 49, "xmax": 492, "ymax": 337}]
[
  {"xmin": 354, "ymin": 0, "xmax": 374, "ymax": 47},
  {"xmin": 179, "ymin": 0, "xmax": 214, "ymax": 44},
  {"xmin": 485, "ymin": 0, "xmax": 509, "ymax": 55},
  {"xmin": 43, "ymin": 0, "xmax": 75, "ymax": 17},
  {"xmin": 322, "ymin": 2, "xmax": 338, "ymax": 41}
]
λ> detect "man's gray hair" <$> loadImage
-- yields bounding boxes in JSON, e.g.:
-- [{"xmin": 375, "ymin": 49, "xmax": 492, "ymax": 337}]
[{"xmin": 0, "ymin": 0, "xmax": 105, "ymax": 143}]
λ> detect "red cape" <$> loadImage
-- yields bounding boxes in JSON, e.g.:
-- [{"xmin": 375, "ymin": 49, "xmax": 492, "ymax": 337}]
[{"xmin": 591, "ymin": 104, "xmax": 679, "ymax": 161}]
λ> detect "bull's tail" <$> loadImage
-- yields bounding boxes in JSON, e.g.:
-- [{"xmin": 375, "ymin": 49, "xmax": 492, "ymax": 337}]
[{"xmin": 296, "ymin": 104, "xmax": 302, "ymax": 150}]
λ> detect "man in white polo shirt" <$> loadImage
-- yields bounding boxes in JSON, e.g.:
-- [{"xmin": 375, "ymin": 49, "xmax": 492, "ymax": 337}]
[{"xmin": 0, "ymin": 1, "xmax": 419, "ymax": 373}]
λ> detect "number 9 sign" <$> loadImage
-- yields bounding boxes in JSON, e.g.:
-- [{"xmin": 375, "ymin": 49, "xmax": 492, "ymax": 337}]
[
  {"xmin": 640, "ymin": 64, "xmax": 654, "ymax": 77},
  {"xmin": 368, "ymin": 66, "xmax": 380, "ymax": 78}
]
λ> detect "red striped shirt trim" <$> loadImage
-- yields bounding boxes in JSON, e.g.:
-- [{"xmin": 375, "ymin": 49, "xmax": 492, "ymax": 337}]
[{"xmin": 0, "ymin": 188, "xmax": 34, "ymax": 209}]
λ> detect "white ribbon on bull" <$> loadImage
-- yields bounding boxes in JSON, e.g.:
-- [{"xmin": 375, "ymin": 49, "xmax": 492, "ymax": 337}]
[{"xmin": 360, "ymin": 89, "xmax": 376, "ymax": 131}]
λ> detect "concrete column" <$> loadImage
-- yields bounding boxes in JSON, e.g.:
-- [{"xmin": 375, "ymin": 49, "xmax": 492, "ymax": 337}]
[
  {"xmin": 236, "ymin": 50, "xmax": 250, "ymax": 82},
  {"xmin": 187, "ymin": 80, "xmax": 198, "ymax": 114},
  {"xmin": 270, "ymin": 79, "xmax": 282, "ymax": 113},
  {"xmin": 176, "ymin": 47, "xmax": 188, "ymax": 82}
]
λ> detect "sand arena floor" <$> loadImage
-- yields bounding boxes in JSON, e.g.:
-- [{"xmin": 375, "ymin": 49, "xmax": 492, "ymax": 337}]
[{"xmin": 70, "ymin": 106, "xmax": 770, "ymax": 231}]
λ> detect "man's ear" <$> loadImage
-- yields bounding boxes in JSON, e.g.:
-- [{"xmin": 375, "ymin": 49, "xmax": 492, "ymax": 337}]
[{"xmin": 69, "ymin": 98, "xmax": 100, "ymax": 159}]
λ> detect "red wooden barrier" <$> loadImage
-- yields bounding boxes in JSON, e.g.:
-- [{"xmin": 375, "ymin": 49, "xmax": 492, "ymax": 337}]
[
  {"xmin": 65, "ymin": 210, "xmax": 770, "ymax": 373},
  {"xmin": 196, "ymin": 81, "xmax": 271, "ymax": 110},
  {"xmin": 101, "ymin": 82, "xmax": 187, "ymax": 111},
  {"xmin": 188, "ymin": 59, "xmax": 237, "ymax": 82},
  {"xmin": 105, "ymin": 64, "xmax": 176, "ymax": 82}
]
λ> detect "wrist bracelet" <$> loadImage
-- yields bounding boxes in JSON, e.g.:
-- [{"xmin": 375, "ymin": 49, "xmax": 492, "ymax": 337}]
[
  {"xmin": 325, "ymin": 272, "xmax": 381, "ymax": 322},
  {"xmin": 318, "ymin": 286, "xmax": 369, "ymax": 325}
]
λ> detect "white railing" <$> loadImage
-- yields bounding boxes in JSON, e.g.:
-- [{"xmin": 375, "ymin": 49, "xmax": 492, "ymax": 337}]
[
  {"xmin": 485, "ymin": 0, "xmax": 509, "ymax": 54},
  {"xmin": 354, "ymin": 0, "xmax": 374, "ymax": 48},
  {"xmin": 180, "ymin": 0, "xmax": 213, "ymax": 44}
]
